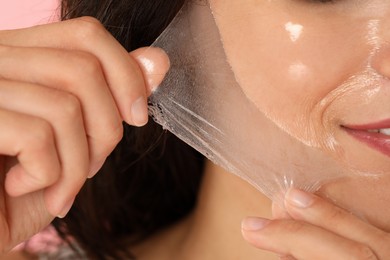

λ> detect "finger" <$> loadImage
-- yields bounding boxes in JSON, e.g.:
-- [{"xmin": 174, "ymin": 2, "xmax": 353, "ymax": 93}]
[
  {"xmin": 0, "ymin": 18, "xmax": 170, "ymax": 126},
  {"xmin": 279, "ymin": 256, "xmax": 296, "ymax": 260},
  {"xmin": 272, "ymin": 201, "xmax": 291, "ymax": 220},
  {"xmin": 130, "ymin": 47, "xmax": 171, "ymax": 94},
  {"xmin": 241, "ymin": 217, "xmax": 378, "ymax": 260},
  {"xmin": 1, "ymin": 189, "xmax": 53, "ymax": 253},
  {"xmin": 271, "ymin": 201, "xmax": 294, "ymax": 260},
  {"xmin": 0, "ymin": 80, "xmax": 89, "ymax": 217},
  {"xmin": 284, "ymin": 188, "xmax": 390, "ymax": 257},
  {"xmin": 0, "ymin": 45, "xmax": 123, "ymax": 177},
  {"xmin": 0, "ymin": 108, "xmax": 60, "ymax": 197}
]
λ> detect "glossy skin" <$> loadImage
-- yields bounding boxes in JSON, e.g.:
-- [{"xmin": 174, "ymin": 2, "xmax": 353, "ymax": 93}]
[
  {"xmin": 206, "ymin": 0, "xmax": 390, "ymax": 258},
  {"xmin": 2, "ymin": 0, "xmax": 390, "ymax": 258},
  {"xmin": 211, "ymin": 0, "xmax": 390, "ymax": 164},
  {"xmin": 210, "ymin": 0, "xmax": 390, "ymax": 230}
]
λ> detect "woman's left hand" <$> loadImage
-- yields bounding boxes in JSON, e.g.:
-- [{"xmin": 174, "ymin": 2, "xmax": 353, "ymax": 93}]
[{"xmin": 241, "ymin": 188, "xmax": 390, "ymax": 260}]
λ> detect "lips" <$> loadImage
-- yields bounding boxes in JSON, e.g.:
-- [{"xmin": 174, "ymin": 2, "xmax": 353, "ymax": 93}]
[{"xmin": 342, "ymin": 119, "xmax": 390, "ymax": 158}]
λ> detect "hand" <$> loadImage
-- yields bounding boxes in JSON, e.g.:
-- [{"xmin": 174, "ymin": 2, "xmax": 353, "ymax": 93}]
[
  {"xmin": 0, "ymin": 17, "xmax": 169, "ymax": 253},
  {"xmin": 241, "ymin": 188, "xmax": 390, "ymax": 260}
]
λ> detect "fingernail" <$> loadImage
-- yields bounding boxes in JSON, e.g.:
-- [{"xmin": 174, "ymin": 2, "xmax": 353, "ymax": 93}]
[
  {"xmin": 57, "ymin": 198, "xmax": 75, "ymax": 218},
  {"xmin": 286, "ymin": 188, "xmax": 315, "ymax": 208},
  {"xmin": 131, "ymin": 96, "xmax": 148, "ymax": 126},
  {"xmin": 241, "ymin": 217, "xmax": 270, "ymax": 231}
]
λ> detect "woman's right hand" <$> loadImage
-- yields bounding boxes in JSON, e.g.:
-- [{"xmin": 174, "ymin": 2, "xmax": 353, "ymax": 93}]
[
  {"xmin": 242, "ymin": 188, "xmax": 390, "ymax": 259},
  {"xmin": 0, "ymin": 17, "xmax": 169, "ymax": 253}
]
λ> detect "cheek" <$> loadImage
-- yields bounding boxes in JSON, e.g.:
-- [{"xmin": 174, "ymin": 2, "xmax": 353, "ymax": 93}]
[
  {"xmin": 210, "ymin": 0, "xmax": 390, "ymax": 228},
  {"xmin": 212, "ymin": 3, "xmax": 370, "ymax": 147}
]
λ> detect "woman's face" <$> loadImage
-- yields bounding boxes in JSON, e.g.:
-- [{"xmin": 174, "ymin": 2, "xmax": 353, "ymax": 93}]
[{"xmin": 209, "ymin": 0, "xmax": 390, "ymax": 230}]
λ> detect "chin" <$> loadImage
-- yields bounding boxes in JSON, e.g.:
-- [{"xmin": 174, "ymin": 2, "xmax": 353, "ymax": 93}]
[{"xmin": 318, "ymin": 174, "xmax": 390, "ymax": 232}]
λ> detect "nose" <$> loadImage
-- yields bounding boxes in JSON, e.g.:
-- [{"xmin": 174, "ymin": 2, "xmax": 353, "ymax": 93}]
[{"xmin": 371, "ymin": 46, "xmax": 390, "ymax": 78}]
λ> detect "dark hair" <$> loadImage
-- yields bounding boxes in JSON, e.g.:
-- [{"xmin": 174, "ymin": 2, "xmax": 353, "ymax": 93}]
[{"xmin": 53, "ymin": 1, "xmax": 204, "ymax": 259}]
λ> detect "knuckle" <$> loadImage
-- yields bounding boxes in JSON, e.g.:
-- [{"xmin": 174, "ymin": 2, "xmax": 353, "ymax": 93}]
[
  {"xmin": 73, "ymin": 16, "xmax": 107, "ymax": 40},
  {"xmin": 26, "ymin": 119, "xmax": 54, "ymax": 150},
  {"xmin": 67, "ymin": 51, "xmax": 102, "ymax": 81},
  {"xmin": 57, "ymin": 93, "xmax": 82, "ymax": 121},
  {"xmin": 350, "ymin": 244, "xmax": 377, "ymax": 260}
]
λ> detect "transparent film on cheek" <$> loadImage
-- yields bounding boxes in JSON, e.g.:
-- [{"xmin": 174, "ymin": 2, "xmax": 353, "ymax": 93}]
[{"xmin": 148, "ymin": 2, "xmax": 345, "ymax": 203}]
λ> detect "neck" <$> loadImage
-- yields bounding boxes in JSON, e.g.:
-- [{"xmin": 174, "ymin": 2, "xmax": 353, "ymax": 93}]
[
  {"xmin": 180, "ymin": 160, "xmax": 277, "ymax": 259},
  {"xmin": 132, "ymin": 160, "xmax": 278, "ymax": 259}
]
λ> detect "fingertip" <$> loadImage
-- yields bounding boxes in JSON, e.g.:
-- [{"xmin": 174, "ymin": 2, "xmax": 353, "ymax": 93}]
[
  {"xmin": 123, "ymin": 47, "xmax": 169, "ymax": 126},
  {"xmin": 87, "ymin": 160, "xmax": 105, "ymax": 178},
  {"xmin": 130, "ymin": 47, "xmax": 170, "ymax": 94},
  {"xmin": 43, "ymin": 188, "xmax": 66, "ymax": 217},
  {"xmin": 241, "ymin": 217, "xmax": 271, "ymax": 232},
  {"xmin": 57, "ymin": 197, "xmax": 75, "ymax": 218},
  {"xmin": 241, "ymin": 217, "xmax": 272, "ymax": 250},
  {"xmin": 285, "ymin": 188, "xmax": 315, "ymax": 209}
]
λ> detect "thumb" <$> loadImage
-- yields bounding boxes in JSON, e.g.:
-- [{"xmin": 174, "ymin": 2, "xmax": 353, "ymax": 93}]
[
  {"xmin": 3, "ymin": 190, "xmax": 53, "ymax": 252},
  {"xmin": 130, "ymin": 47, "xmax": 170, "ymax": 95}
]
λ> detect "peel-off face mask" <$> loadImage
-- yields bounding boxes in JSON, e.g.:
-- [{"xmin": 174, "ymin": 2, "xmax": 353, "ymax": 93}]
[{"xmin": 148, "ymin": 0, "xmax": 390, "ymax": 229}]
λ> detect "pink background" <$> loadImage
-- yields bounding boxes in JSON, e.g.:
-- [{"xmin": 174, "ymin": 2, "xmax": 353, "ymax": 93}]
[{"xmin": 0, "ymin": 0, "xmax": 60, "ymax": 30}]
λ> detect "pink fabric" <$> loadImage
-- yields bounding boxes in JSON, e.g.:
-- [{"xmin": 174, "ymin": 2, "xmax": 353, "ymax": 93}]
[
  {"xmin": 0, "ymin": 0, "xmax": 60, "ymax": 30},
  {"xmin": 13, "ymin": 226, "xmax": 65, "ymax": 254}
]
